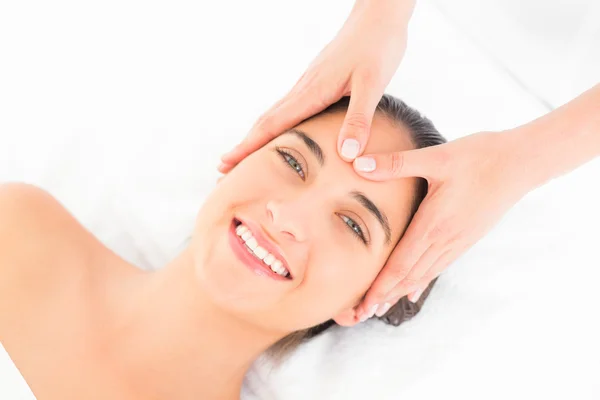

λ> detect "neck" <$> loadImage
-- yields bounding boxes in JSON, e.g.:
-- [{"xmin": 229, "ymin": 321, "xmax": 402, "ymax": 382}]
[{"xmin": 99, "ymin": 249, "xmax": 280, "ymax": 399}]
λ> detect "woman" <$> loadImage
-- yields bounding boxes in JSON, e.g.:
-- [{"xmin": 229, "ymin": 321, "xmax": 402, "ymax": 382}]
[
  {"xmin": 0, "ymin": 95, "xmax": 445, "ymax": 399},
  {"xmin": 220, "ymin": 0, "xmax": 600, "ymax": 321}
]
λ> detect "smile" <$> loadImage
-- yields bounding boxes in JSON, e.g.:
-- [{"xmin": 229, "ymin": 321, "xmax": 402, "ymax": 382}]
[{"xmin": 228, "ymin": 218, "xmax": 293, "ymax": 280}]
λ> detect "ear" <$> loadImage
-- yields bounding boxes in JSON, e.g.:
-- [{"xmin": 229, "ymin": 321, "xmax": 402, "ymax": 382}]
[{"xmin": 332, "ymin": 306, "xmax": 361, "ymax": 327}]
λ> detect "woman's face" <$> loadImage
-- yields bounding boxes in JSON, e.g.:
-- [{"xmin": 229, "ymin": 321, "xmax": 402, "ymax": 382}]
[{"xmin": 192, "ymin": 111, "xmax": 417, "ymax": 333}]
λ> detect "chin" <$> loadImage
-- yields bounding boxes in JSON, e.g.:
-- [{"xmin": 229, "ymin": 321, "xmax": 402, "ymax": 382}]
[
  {"xmin": 191, "ymin": 201, "xmax": 290, "ymax": 320},
  {"xmin": 192, "ymin": 229, "xmax": 284, "ymax": 316}
]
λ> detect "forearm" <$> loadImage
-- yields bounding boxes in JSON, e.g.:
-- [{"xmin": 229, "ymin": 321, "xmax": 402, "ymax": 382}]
[
  {"xmin": 350, "ymin": 0, "xmax": 416, "ymax": 32},
  {"xmin": 510, "ymin": 83, "xmax": 600, "ymax": 190}
]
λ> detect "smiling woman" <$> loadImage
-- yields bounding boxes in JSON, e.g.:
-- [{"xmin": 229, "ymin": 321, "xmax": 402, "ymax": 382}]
[
  {"xmin": 0, "ymin": 94, "xmax": 445, "ymax": 399},
  {"xmin": 198, "ymin": 94, "xmax": 447, "ymax": 358}
]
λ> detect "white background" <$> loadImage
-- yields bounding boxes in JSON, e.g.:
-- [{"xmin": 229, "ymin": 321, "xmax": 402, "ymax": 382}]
[{"xmin": 1, "ymin": 1, "xmax": 599, "ymax": 399}]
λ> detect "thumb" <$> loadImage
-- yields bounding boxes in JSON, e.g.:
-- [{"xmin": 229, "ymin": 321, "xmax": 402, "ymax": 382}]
[
  {"xmin": 353, "ymin": 146, "xmax": 443, "ymax": 181},
  {"xmin": 337, "ymin": 80, "xmax": 382, "ymax": 161}
]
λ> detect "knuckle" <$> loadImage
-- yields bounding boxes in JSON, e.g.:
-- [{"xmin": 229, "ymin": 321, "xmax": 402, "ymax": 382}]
[
  {"xmin": 426, "ymin": 220, "xmax": 453, "ymax": 241},
  {"xmin": 252, "ymin": 112, "xmax": 270, "ymax": 133},
  {"xmin": 344, "ymin": 112, "xmax": 371, "ymax": 133},
  {"xmin": 388, "ymin": 262, "xmax": 412, "ymax": 280},
  {"xmin": 255, "ymin": 117, "xmax": 282, "ymax": 142},
  {"xmin": 427, "ymin": 225, "xmax": 445, "ymax": 241},
  {"xmin": 371, "ymin": 289, "xmax": 388, "ymax": 303},
  {"xmin": 259, "ymin": 113, "xmax": 276, "ymax": 131},
  {"xmin": 421, "ymin": 271, "xmax": 438, "ymax": 285},
  {"xmin": 390, "ymin": 152, "xmax": 404, "ymax": 176},
  {"xmin": 433, "ymin": 149, "xmax": 451, "ymax": 171},
  {"xmin": 398, "ymin": 276, "xmax": 420, "ymax": 290},
  {"xmin": 249, "ymin": 117, "xmax": 264, "ymax": 133},
  {"xmin": 444, "ymin": 234, "xmax": 463, "ymax": 250},
  {"xmin": 431, "ymin": 255, "xmax": 454, "ymax": 277},
  {"xmin": 365, "ymin": 287, "xmax": 387, "ymax": 304},
  {"xmin": 311, "ymin": 87, "xmax": 331, "ymax": 111},
  {"xmin": 401, "ymin": 278, "xmax": 419, "ymax": 291},
  {"xmin": 358, "ymin": 67, "xmax": 381, "ymax": 87}
]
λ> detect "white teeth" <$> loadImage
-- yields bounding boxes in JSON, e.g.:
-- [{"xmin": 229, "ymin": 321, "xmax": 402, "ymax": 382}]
[
  {"xmin": 241, "ymin": 231, "xmax": 252, "ymax": 241},
  {"xmin": 263, "ymin": 254, "xmax": 275, "ymax": 266},
  {"xmin": 235, "ymin": 222, "xmax": 290, "ymax": 278},
  {"xmin": 271, "ymin": 260, "xmax": 283, "ymax": 274},
  {"xmin": 245, "ymin": 237, "xmax": 258, "ymax": 250},
  {"xmin": 270, "ymin": 260, "xmax": 290, "ymax": 277},
  {"xmin": 253, "ymin": 246, "xmax": 268, "ymax": 260},
  {"xmin": 236, "ymin": 225, "xmax": 248, "ymax": 236}
]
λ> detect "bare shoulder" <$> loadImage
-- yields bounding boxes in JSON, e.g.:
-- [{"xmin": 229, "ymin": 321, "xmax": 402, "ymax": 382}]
[
  {"xmin": 0, "ymin": 183, "xmax": 97, "ymax": 297},
  {"xmin": 0, "ymin": 182, "xmax": 74, "ymax": 233},
  {"xmin": 0, "ymin": 182, "xmax": 86, "ymax": 247}
]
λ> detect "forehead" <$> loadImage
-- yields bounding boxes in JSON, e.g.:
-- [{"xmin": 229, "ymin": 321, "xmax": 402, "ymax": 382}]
[
  {"xmin": 298, "ymin": 111, "xmax": 415, "ymax": 155},
  {"xmin": 288, "ymin": 111, "xmax": 418, "ymax": 244}
]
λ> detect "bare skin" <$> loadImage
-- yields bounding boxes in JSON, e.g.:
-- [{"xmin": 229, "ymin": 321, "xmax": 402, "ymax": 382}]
[
  {"xmin": 0, "ymin": 110, "xmax": 419, "ymax": 399},
  {"xmin": 0, "ymin": 184, "xmax": 279, "ymax": 400}
]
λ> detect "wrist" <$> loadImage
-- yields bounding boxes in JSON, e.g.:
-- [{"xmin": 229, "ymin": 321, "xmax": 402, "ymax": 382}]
[
  {"xmin": 502, "ymin": 83, "xmax": 600, "ymax": 192},
  {"xmin": 501, "ymin": 120, "xmax": 573, "ymax": 194},
  {"xmin": 499, "ymin": 127, "xmax": 550, "ymax": 193}
]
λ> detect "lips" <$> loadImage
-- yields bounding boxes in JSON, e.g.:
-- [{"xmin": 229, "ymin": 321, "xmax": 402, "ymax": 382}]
[{"xmin": 228, "ymin": 217, "xmax": 293, "ymax": 281}]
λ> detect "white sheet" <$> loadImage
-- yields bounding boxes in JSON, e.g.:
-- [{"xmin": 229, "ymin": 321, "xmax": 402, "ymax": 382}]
[
  {"xmin": 430, "ymin": 0, "xmax": 600, "ymax": 108},
  {"xmin": 0, "ymin": 342, "xmax": 36, "ymax": 400},
  {"xmin": 1, "ymin": 1, "xmax": 598, "ymax": 399}
]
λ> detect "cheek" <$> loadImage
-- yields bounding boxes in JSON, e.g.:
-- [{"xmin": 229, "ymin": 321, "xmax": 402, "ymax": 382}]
[
  {"xmin": 304, "ymin": 246, "xmax": 384, "ymax": 309},
  {"xmin": 199, "ymin": 158, "xmax": 272, "ymax": 218},
  {"xmin": 218, "ymin": 152, "xmax": 285, "ymax": 197}
]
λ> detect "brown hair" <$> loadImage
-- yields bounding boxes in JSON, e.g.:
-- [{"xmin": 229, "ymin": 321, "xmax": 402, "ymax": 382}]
[{"xmin": 267, "ymin": 94, "xmax": 446, "ymax": 360}]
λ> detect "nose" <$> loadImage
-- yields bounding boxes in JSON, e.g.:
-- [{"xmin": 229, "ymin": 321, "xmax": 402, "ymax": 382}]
[{"xmin": 266, "ymin": 196, "xmax": 313, "ymax": 242}]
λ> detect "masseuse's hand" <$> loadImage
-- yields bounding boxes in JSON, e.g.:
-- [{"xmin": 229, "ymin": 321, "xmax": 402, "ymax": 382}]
[
  {"xmin": 358, "ymin": 82, "xmax": 600, "ymax": 321},
  {"xmin": 355, "ymin": 131, "xmax": 533, "ymax": 320},
  {"xmin": 219, "ymin": 0, "xmax": 415, "ymax": 171}
]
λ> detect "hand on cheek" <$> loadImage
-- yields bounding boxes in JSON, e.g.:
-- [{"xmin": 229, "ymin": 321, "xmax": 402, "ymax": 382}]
[{"xmin": 333, "ymin": 293, "xmax": 376, "ymax": 326}]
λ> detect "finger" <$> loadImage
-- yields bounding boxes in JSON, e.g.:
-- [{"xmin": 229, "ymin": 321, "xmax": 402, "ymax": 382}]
[
  {"xmin": 374, "ymin": 294, "xmax": 403, "ymax": 319},
  {"xmin": 358, "ymin": 212, "xmax": 432, "ymax": 316},
  {"xmin": 421, "ymin": 247, "xmax": 458, "ymax": 285},
  {"xmin": 217, "ymin": 162, "xmax": 233, "ymax": 173},
  {"xmin": 221, "ymin": 88, "xmax": 327, "ymax": 164},
  {"xmin": 406, "ymin": 249, "xmax": 454, "ymax": 302},
  {"xmin": 353, "ymin": 146, "xmax": 444, "ymax": 181},
  {"xmin": 337, "ymin": 78, "xmax": 383, "ymax": 161},
  {"xmin": 385, "ymin": 242, "xmax": 445, "ymax": 301}
]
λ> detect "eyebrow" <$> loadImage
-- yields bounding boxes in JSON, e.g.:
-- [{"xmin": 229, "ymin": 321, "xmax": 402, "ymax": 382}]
[
  {"xmin": 286, "ymin": 129, "xmax": 325, "ymax": 166},
  {"xmin": 284, "ymin": 128, "xmax": 391, "ymax": 244},
  {"xmin": 351, "ymin": 191, "xmax": 392, "ymax": 244}
]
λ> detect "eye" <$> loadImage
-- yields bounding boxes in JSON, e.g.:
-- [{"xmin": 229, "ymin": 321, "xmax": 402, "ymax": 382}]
[
  {"xmin": 339, "ymin": 214, "xmax": 368, "ymax": 244},
  {"xmin": 276, "ymin": 147, "xmax": 306, "ymax": 180}
]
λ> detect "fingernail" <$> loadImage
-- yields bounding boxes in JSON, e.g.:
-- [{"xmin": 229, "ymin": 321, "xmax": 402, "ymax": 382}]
[
  {"xmin": 375, "ymin": 302, "xmax": 392, "ymax": 317},
  {"xmin": 408, "ymin": 288, "xmax": 423, "ymax": 303},
  {"xmin": 341, "ymin": 139, "xmax": 360, "ymax": 160},
  {"xmin": 354, "ymin": 157, "xmax": 376, "ymax": 172},
  {"xmin": 367, "ymin": 304, "xmax": 378, "ymax": 319},
  {"xmin": 358, "ymin": 304, "xmax": 377, "ymax": 323}
]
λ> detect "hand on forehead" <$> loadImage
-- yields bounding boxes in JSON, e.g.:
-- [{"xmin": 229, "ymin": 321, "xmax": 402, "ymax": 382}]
[
  {"xmin": 280, "ymin": 110, "xmax": 418, "ymax": 246},
  {"xmin": 297, "ymin": 110, "xmax": 416, "ymax": 158}
]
